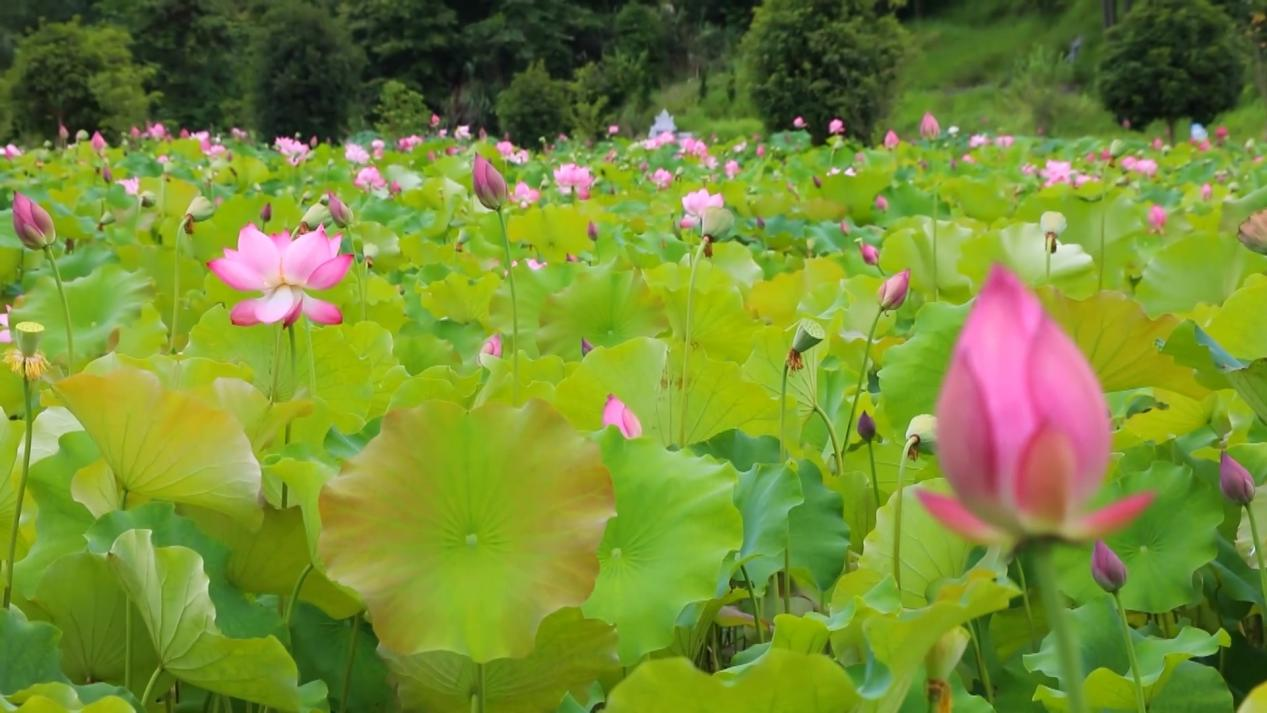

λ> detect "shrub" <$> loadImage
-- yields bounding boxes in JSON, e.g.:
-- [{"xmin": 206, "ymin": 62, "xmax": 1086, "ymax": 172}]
[
  {"xmin": 374, "ymin": 80, "xmax": 429, "ymax": 137},
  {"xmin": 1098, "ymin": 0, "xmax": 1244, "ymax": 139},
  {"xmin": 1008, "ymin": 46, "xmax": 1077, "ymax": 135},
  {"xmin": 496, "ymin": 61, "xmax": 572, "ymax": 145},
  {"xmin": 250, "ymin": 0, "xmax": 364, "ymax": 141},
  {"xmin": 741, "ymin": 0, "xmax": 907, "ymax": 142},
  {"xmin": 4, "ymin": 19, "xmax": 156, "ymax": 139}
]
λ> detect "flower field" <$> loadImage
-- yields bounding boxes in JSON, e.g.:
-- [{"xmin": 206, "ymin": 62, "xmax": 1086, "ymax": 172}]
[{"xmin": 2, "ymin": 123, "xmax": 1267, "ymax": 712}]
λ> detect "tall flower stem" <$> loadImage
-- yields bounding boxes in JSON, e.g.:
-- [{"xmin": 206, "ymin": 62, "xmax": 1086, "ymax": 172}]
[
  {"xmin": 141, "ymin": 666, "xmax": 164, "ymax": 709},
  {"xmin": 866, "ymin": 439, "xmax": 880, "ymax": 534},
  {"xmin": 678, "ymin": 239, "xmax": 709, "ymax": 447},
  {"xmin": 125, "ymin": 605, "xmax": 133, "ymax": 691},
  {"xmin": 1113, "ymin": 591, "xmax": 1147, "ymax": 713},
  {"xmin": 891, "ymin": 435, "xmax": 918, "ymax": 595},
  {"xmin": 41, "ymin": 247, "xmax": 74, "ymax": 367},
  {"xmin": 931, "ymin": 185, "xmax": 940, "ymax": 301},
  {"xmin": 1016, "ymin": 557, "xmax": 1038, "ymax": 651},
  {"xmin": 1032, "ymin": 542, "xmax": 1088, "ymax": 713},
  {"xmin": 338, "ymin": 615, "xmax": 361, "ymax": 713},
  {"xmin": 1245, "ymin": 505, "xmax": 1267, "ymax": 619},
  {"xmin": 1098, "ymin": 191, "xmax": 1108, "ymax": 292},
  {"xmin": 269, "ymin": 324, "xmax": 285, "ymax": 405},
  {"xmin": 283, "ymin": 563, "xmax": 314, "ymax": 637},
  {"xmin": 778, "ymin": 363, "xmax": 790, "ymax": 460},
  {"xmin": 2, "ymin": 375, "xmax": 34, "ymax": 609},
  {"xmin": 494, "ymin": 209, "xmax": 519, "ymax": 404},
  {"xmin": 281, "ymin": 325, "xmax": 297, "ymax": 509},
  {"xmin": 167, "ymin": 220, "xmax": 186, "ymax": 353},
  {"xmin": 473, "ymin": 664, "xmax": 487, "ymax": 713},
  {"xmin": 840, "ymin": 310, "xmax": 884, "ymax": 464},
  {"xmin": 811, "ymin": 403, "xmax": 845, "ymax": 481},
  {"xmin": 970, "ymin": 619, "xmax": 995, "ymax": 704},
  {"xmin": 739, "ymin": 565, "xmax": 766, "ymax": 643}
]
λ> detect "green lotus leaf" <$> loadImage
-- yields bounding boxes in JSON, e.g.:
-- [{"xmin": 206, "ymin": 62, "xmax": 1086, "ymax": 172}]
[
  {"xmin": 1025, "ymin": 595, "xmax": 1229, "ymax": 710},
  {"xmin": 1136, "ymin": 232, "xmax": 1267, "ymax": 317},
  {"xmin": 733, "ymin": 462, "xmax": 804, "ymax": 574},
  {"xmin": 289, "ymin": 605, "xmax": 389, "ymax": 713},
  {"xmin": 1055, "ymin": 462, "xmax": 1221, "ymax": 612},
  {"xmin": 744, "ymin": 460, "xmax": 850, "ymax": 595},
  {"xmin": 11, "ymin": 263, "xmax": 149, "ymax": 367},
  {"xmin": 0, "ymin": 682, "xmax": 135, "ymax": 712},
  {"xmin": 506, "ymin": 203, "xmax": 592, "ymax": 263},
  {"xmin": 318, "ymin": 399, "xmax": 614, "ymax": 662},
  {"xmin": 878, "ymin": 217, "xmax": 976, "ymax": 304},
  {"xmin": 52, "ymin": 367, "xmax": 263, "ymax": 526},
  {"xmin": 105, "ymin": 529, "xmax": 313, "ymax": 711},
  {"xmin": 536, "ymin": 262, "xmax": 666, "ymax": 358},
  {"xmin": 0, "ymin": 608, "xmax": 65, "ymax": 694},
  {"xmin": 582, "ymin": 430, "xmax": 742, "ymax": 665},
  {"xmin": 1241, "ymin": 680, "xmax": 1267, "ymax": 713},
  {"xmin": 747, "ymin": 258, "xmax": 846, "ymax": 328},
  {"xmin": 417, "ymin": 272, "xmax": 501, "ymax": 325},
  {"xmin": 604, "ymin": 648, "xmax": 860, "ymax": 713},
  {"xmin": 876, "ymin": 302, "xmax": 969, "ymax": 435},
  {"xmin": 961, "ymin": 223, "xmax": 1096, "ymax": 298},
  {"xmin": 1203, "ymin": 274, "xmax": 1267, "ymax": 360},
  {"xmin": 644, "ymin": 259, "xmax": 758, "ymax": 362},
  {"xmin": 384, "ymin": 608, "xmax": 618, "ymax": 713}
]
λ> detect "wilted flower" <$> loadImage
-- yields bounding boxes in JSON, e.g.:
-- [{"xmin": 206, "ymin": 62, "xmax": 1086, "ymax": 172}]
[
  {"xmin": 602, "ymin": 394, "xmax": 643, "ymax": 438},
  {"xmin": 208, "ymin": 224, "xmax": 351, "ymax": 326},
  {"xmin": 4, "ymin": 321, "xmax": 48, "ymax": 379},
  {"xmin": 1237, "ymin": 210, "xmax": 1267, "ymax": 254}
]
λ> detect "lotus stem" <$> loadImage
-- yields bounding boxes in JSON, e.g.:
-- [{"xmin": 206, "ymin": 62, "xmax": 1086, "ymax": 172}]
[
  {"xmin": 1245, "ymin": 504, "xmax": 1267, "ymax": 622},
  {"xmin": 778, "ymin": 362, "xmax": 790, "ymax": 460},
  {"xmin": 283, "ymin": 563, "xmax": 313, "ymax": 636},
  {"xmin": 1098, "ymin": 191, "xmax": 1108, "ymax": 292},
  {"xmin": 495, "ymin": 209, "xmax": 519, "ymax": 404},
  {"xmin": 865, "ymin": 439, "xmax": 880, "ymax": 534},
  {"xmin": 141, "ymin": 666, "xmax": 164, "ymax": 709},
  {"xmin": 2, "ymin": 375, "xmax": 34, "ymax": 610},
  {"xmin": 1016, "ymin": 556, "xmax": 1037, "ymax": 651},
  {"xmin": 125, "ymin": 604, "xmax": 133, "ymax": 691},
  {"xmin": 739, "ymin": 565, "xmax": 766, "ymax": 643},
  {"xmin": 811, "ymin": 403, "xmax": 845, "ymax": 481},
  {"xmin": 932, "ymin": 185, "xmax": 940, "ymax": 301},
  {"xmin": 971, "ymin": 619, "xmax": 995, "ymax": 704},
  {"xmin": 42, "ymin": 246, "xmax": 74, "ymax": 367},
  {"xmin": 892, "ymin": 435, "xmax": 918, "ymax": 595},
  {"xmin": 1032, "ymin": 542, "xmax": 1088, "ymax": 713},
  {"xmin": 841, "ymin": 309, "xmax": 883, "ymax": 466},
  {"xmin": 678, "ymin": 239, "xmax": 708, "ymax": 447},
  {"xmin": 167, "ymin": 219, "xmax": 186, "ymax": 353},
  {"xmin": 1113, "ymin": 591, "xmax": 1147, "ymax": 713},
  {"xmin": 338, "ymin": 615, "xmax": 361, "ymax": 712}
]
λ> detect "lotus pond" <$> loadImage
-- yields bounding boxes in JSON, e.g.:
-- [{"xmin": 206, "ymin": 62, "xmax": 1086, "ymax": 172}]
[{"xmin": 2, "ymin": 127, "xmax": 1267, "ymax": 712}]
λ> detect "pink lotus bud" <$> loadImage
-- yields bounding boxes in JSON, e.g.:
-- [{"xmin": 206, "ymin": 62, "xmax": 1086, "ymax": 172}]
[
  {"xmin": 58, "ymin": 123, "xmax": 69, "ymax": 141},
  {"xmin": 1147, "ymin": 204, "xmax": 1167, "ymax": 233},
  {"xmin": 12, "ymin": 192, "xmax": 56, "ymax": 250},
  {"xmin": 877, "ymin": 269, "xmax": 910, "ymax": 310},
  {"xmin": 858, "ymin": 411, "xmax": 876, "ymax": 442},
  {"xmin": 260, "ymin": 202, "xmax": 272, "ymax": 224},
  {"xmin": 602, "ymin": 394, "xmax": 642, "ymax": 438},
  {"xmin": 587, "ymin": 221, "xmax": 598, "ymax": 240},
  {"xmin": 430, "ymin": 113, "xmax": 441, "ymax": 128},
  {"xmin": 793, "ymin": 116, "xmax": 806, "ymax": 129},
  {"xmin": 828, "ymin": 118, "xmax": 845, "ymax": 135},
  {"xmin": 90, "ymin": 131, "xmax": 107, "ymax": 153},
  {"xmin": 918, "ymin": 266, "xmax": 1153, "ymax": 544},
  {"xmin": 608, "ymin": 124, "xmax": 620, "ymax": 136},
  {"xmin": 389, "ymin": 180, "xmax": 402, "ymax": 196},
  {"xmin": 327, "ymin": 192, "xmax": 352, "ymax": 227},
  {"xmin": 839, "ymin": 220, "xmax": 850, "ymax": 234},
  {"xmin": 1216, "ymin": 126, "xmax": 1229, "ymax": 143},
  {"xmin": 1091, "ymin": 540, "xmax": 1127, "ymax": 593},
  {"xmin": 1220, "ymin": 452, "xmax": 1256, "ymax": 505},
  {"xmin": 874, "ymin": 195, "xmax": 889, "ymax": 212},
  {"xmin": 884, "ymin": 130, "xmax": 899, "ymax": 150},
  {"xmin": 756, "ymin": 145, "xmax": 766, "ymax": 158},
  {"xmin": 481, "ymin": 333, "xmax": 502, "ymax": 358},
  {"xmin": 920, "ymin": 112, "xmax": 940, "ymax": 140},
  {"xmin": 1201, "ymin": 183, "xmax": 1213, "ymax": 201},
  {"xmin": 580, "ymin": 337, "xmax": 594, "ymax": 356},
  {"xmin": 860, "ymin": 242, "xmax": 880, "ymax": 266},
  {"xmin": 101, "ymin": 165, "xmax": 113, "ymax": 183},
  {"xmin": 472, "ymin": 154, "xmax": 508, "ymax": 211}
]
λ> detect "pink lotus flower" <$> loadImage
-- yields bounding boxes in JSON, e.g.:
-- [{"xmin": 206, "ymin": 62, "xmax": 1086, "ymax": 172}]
[
  {"xmin": 209, "ymin": 224, "xmax": 352, "ymax": 326},
  {"xmin": 231, "ymin": 127, "xmax": 248, "ymax": 140},
  {"xmin": 1147, "ymin": 204, "xmax": 1167, "ymax": 233},
  {"xmin": 430, "ymin": 113, "xmax": 441, "ymax": 128},
  {"xmin": 118, "ymin": 178, "xmax": 140, "ymax": 195},
  {"xmin": 553, "ymin": 163, "xmax": 594, "ymax": 198},
  {"xmin": 481, "ymin": 333, "xmax": 502, "ymax": 358},
  {"xmin": 398, "ymin": 135, "xmax": 424, "ymax": 151},
  {"xmin": 651, "ymin": 168, "xmax": 673, "ymax": 189},
  {"xmin": 877, "ymin": 269, "xmax": 910, "ymax": 310},
  {"xmin": 681, "ymin": 189, "xmax": 723, "ymax": 228},
  {"xmin": 793, "ymin": 116, "xmax": 807, "ymax": 129},
  {"xmin": 355, "ymin": 166, "xmax": 387, "ymax": 191},
  {"xmin": 1216, "ymin": 126, "xmax": 1229, "ymax": 144},
  {"xmin": 1201, "ymin": 183, "xmax": 1213, "ymax": 201},
  {"xmin": 0, "ymin": 307, "xmax": 11, "ymax": 344},
  {"xmin": 602, "ymin": 394, "xmax": 642, "ymax": 438},
  {"xmin": 724, "ymin": 160, "xmax": 741, "ymax": 179},
  {"xmin": 454, "ymin": 125, "xmax": 472, "ymax": 141},
  {"xmin": 274, "ymin": 136, "xmax": 310, "ymax": 165},
  {"xmin": 828, "ymin": 118, "xmax": 845, "ymax": 135},
  {"xmin": 147, "ymin": 122, "xmax": 168, "ymax": 141},
  {"xmin": 512, "ymin": 181, "xmax": 540, "ymax": 208},
  {"xmin": 1151, "ymin": 137, "xmax": 1164, "ymax": 151},
  {"xmin": 3, "ymin": 144, "xmax": 23, "ymax": 159},
  {"xmin": 874, "ymin": 194, "xmax": 889, "ymax": 212},
  {"xmin": 859, "ymin": 242, "xmax": 879, "ymax": 265},
  {"xmin": 1040, "ymin": 160, "xmax": 1073, "ymax": 187},
  {"xmin": 968, "ymin": 134, "xmax": 988, "ymax": 149},
  {"xmin": 344, "ymin": 143, "xmax": 370, "ymax": 164},
  {"xmin": 995, "ymin": 135, "xmax": 1014, "ymax": 148},
  {"xmin": 1021, "ymin": 163, "xmax": 1037, "ymax": 176},
  {"xmin": 756, "ymin": 144, "xmax": 766, "ymax": 158},
  {"xmin": 90, "ymin": 131, "xmax": 107, "ymax": 153},
  {"xmin": 918, "ymin": 266, "xmax": 1152, "ymax": 544},
  {"xmin": 920, "ymin": 112, "xmax": 940, "ymax": 139},
  {"xmin": 608, "ymin": 125, "xmax": 620, "ymax": 136},
  {"xmin": 371, "ymin": 139, "xmax": 385, "ymax": 159},
  {"xmin": 884, "ymin": 130, "xmax": 899, "ymax": 149}
]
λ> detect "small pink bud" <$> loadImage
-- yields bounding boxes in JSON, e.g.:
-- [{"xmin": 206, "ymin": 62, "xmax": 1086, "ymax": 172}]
[
  {"xmin": 1091, "ymin": 540, "xmax": 1127, "ymax": 593},
  {"xmin": 327, "ymin": 192, "xmax": 352, "ymax": 227},
  {"xmin": 602, "ymin": 394, "xmax": 642, "ymax": 438},
  {"xmin": 858, "ymin": 411, "xmax": 876, "ymax": 442},
  {"xmin": 260, "ymin": 202, "xmax": 272, "ymax": 224},
  {"xmin": 859, "ymin": 242, "xmax": 880, "ymax": 266},
  {"xmin": 1220, "ymin": 452, "xmax": 1256, "ymax": 505},
  {"xmin": 877, "ymin": 269, "xmax": 910, "ymax": 311},
  {"xmin": 580, "ymin": 337, "xmax": 594, "ymax": 356},
  {"xmin": 481, "ymin": 333, "xmax": 502, "ymax": 358},
  {"xmin": 12, "ymin": 192, "xmax": 56, "ymax": 250},
  {"xmin": 874, "ymin": 195, "xmax": 889, "ymax": 212},
  {"xmin": 884, "ymin": 130, "xmax": 899, "ymax": 150},
  {"xmin": 472, "ymin": 154, "xmax": 508, "ymax": 211},
  {"xmin": 90, "ymin": 131, "xmax": 107, "ymax": 153}
]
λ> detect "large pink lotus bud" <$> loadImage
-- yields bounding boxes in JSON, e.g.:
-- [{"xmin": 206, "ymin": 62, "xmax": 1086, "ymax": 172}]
[
  {"xmin": 472, "ymin": 154, "xmax": 507, "ymax": 211},
  {"xmin": 11, "ymin": 193, "xmax": 56, "ymax": 250},
  {"xmin": 920, "ymin": 112, "xmax": 941, "ymax": 140}
]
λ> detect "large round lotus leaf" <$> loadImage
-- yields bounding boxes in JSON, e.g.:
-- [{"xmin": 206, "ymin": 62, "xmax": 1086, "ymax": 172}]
[
  {"xmin": 536, "ymin": 262, "xmax": 666, "ymax": 357},
  {"xmin": 383, "ymin": 608, "xmax": 618, "ymax": 713},
  {"xmin": 1055, "ymin": 462, "xmax": 1221, "ymax": 612},
  {"xmin": 52, "ymin": 367, "xmax": 263, "ymax": 526},
  {"xmin": 11, "ymin": 263, "xmax": 149, "ymax": 367},
  {"xmin": 876, "ymin": 302, "xmax": 969, "ymax": 435},
  {"xmin": 582, "ymin": 430, "xmax": 742, "ymax": 665},
  {"xmin": 1136, "ymin": 232, "xmax": 1266, "ymax": 317},
  {"xmin": 961, "ymin": 223, "xmax": 1096, "ymax": 298},
  {"xmin": 603, "ymin": 648, "xmax": 859, "ymax": 713},
  {"xmin": 878, "ymin": 217, "xmax": 976, "ymax": 304},
  {"xmin": 318, "ymin": 399, "xmax": 614, "ymax": 662},
  {"xmin": 1, "ymin": 682, "xmax": 136, "ymax": 712},
  {"xmin": 0, "ymin": 607, "xmax": 65, "ymax": 694}
]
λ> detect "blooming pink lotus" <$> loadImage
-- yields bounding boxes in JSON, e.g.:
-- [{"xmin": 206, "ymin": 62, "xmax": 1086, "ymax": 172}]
[
  {"xmin": 651, "ymin": 168, "xmax": 674, "ymax": 190},
  {"xmin": 724, "ymin": 160, "xmax": 741, "ymax": 179},
  {"xmin": 344, "ymin": 143, "xmax": 370, "ymax": 164},
  {"xmin": 920, "ymin": 112, "xmax": 940, "ymax": 140},
  {"xmin": 1201, "ymin": 183, "xmax": 1213, "ymax": 201},
  {"xmin": 681, "ymin": 189, "xmax": 723, "ymax": 228},
  {"xmin": 884, "ymin": 130, "xmax": 899, "ymax": 150},
  {"xmin": 2, "ymin": 144, "xmax": 21, "ymax": 159},
  {"xmin": 603, "ymin": 394, "xmax": 642, "ymax": 438},
  {"xmin": 1147, "ymin": 204, "xmax": 1167, "ymax": 233},
  {"xmin": 553, "ymin": 163, "xmax": 595, "ymax": 198},
  {"xmin": 454, "ymin": 125, "xmax": 472, "ymax": 141},
  {"xmin": 512, "ymin": 181, "xmax": 540, "ymax": 208},
  {"xmin": 608, "ymin": 125, "xmax": 620, "ymax": 136},
  {"xmin": 398, "ymin": 135, "xmax": 424, "ymax": 152},
  {"xmin": 918, "ymin": 266, "xmax": 1152, "ymax": 544},
  {"xmin": 355, "ymin": 166, "xmax": 386, "ymax": 191},
  {"xmin": 994, "ymin": 135, "xmax": 1015, "ymax": 148},
  {"xmin": 274, "ymin": 137, "xmax": 310, "ymax": 165},
  {"xmin": 209, "ymin": 224, "xmax": 352, "ymax": 326},
  {"xmin": 118, "ymin": 178, "xmax": 140, "ymax": 196},
  {"xmin": 829, "ymin": 118, "xmax": 845, "ymax": 135}
]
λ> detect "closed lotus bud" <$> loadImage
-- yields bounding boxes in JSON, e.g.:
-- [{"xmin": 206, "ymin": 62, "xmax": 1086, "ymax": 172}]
[
  {"xmin": 812, "ymin": 175, "xmax": 822, "ymax": 189},
  {"xmin": 906, "ymin": 414, "xmax": 938, "ymax": 455},
  {"xmin": 472, "ymin": 154, "xmax": 508, "ymax": 211},
  {"xmin": 300, "ymin": 202, "xmax": 331, "ymax": 231},
  {"xmin": 327, "ymin": 192, "xmax": 353, "ymax": 227},
  {"xmin": 858, "ymin": 411, "xmax": 877, "ymax": 442},
  {"xmin": 1237, "ymin": 210, "xmax": 1267, "ymax": 255},
  {"xmin": 859, "ymin": 242, "xmax": 879, "ymax": 266},
  {"xmin": 260, "ymin": 202, "xmax": 272, "ymax": 224},
  {"xmin": 603, "ymin": 394, "xmax": 643, "ymax": 439},
  {"xmin": 877, "ymin": 269, "xmax": 911, "ymax": 311},
  {"xmin": 701, "ymin": 206, "xmax": 734, "ymax": 239},
  {"xmin": 1091, "ymin": 540, "xmax": 1128, "ymax": 593},
  {"xmin": 185, "ymin": 195, "xmax": 215, "ymax": 223},
  {"xmin": 1219, "ymin": 452, "xmax": 1256, "ymax": 505},
  {"xmin": 11, "ymin": 193, "xmax": 56, "ymax": 250},
  {"xmin": 101, "ymin": 165, "xmax": 113, "ymax": 183},
  {"xmin": 587, "ymin": 221, "xmax": 598, "ymax": 241},
  {"xmin": 74, "ymin": 129, "xmax": 89, "ymax": 143},
  {"xmin": 140, "ymin": 191, "xmax": 157, "ymax": 208},
  {"xmin": 58, "ymin": 124, "xmax": 69, "ymax": 141},
  {"xmin": 755, "ymin": 216, "xmax": 765, "ymax": 230}
]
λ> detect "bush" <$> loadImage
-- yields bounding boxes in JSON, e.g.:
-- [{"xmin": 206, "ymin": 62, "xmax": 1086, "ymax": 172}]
[
  {"xmin": 250, "ymin": 0, "xmax": 364, "ymax": 141},
  {"xmin": 4, "ymin": 19, "xmax": 155, "ymax": 139},
  {"xmin": 1008, "ymin": 46, "xmax": 1077, "ymax": 135},
  {"xmin": 1098, "ymin": 0, "xmax": 1244, "ymax": 139},
  {"xmin": 496, "ymin": 61, "xmax": 572, "ymax": 144},
  {"xmin": 741, "ymin": 0, "xmax": 908, "ymax": 143},
  {"xmin": 373, "ymin": 80, "xmax": 429, "ymax": 137}
]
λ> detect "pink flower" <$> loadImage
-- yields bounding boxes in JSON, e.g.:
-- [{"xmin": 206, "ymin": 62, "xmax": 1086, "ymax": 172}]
[
  {"xmin": 1147, "ymin": 204, "xmax": 1167, "ymax": 233},
  {"xmin": 231, "ymin": 127, "xmax": 248, "ymax": 140},
  {"xmin": 920, "ymin": 112, "xmax": 940, "ymax": 139},
  {"xmin": 118, "ymin": 178, "xmax": 140, "ymax": 195},
  {"xmin": 90, "ymin": 131, "xmax": 107, "ymax": 153},
  {"xmin": 344, "ymin": 143, "xmax": 370, "ymax": 164},
  {"xmin": 1216, "ymin": 126, "xmax": 1229, "ymax": 143},
  {"xmin": 430, "ymin": 113, "xmax": 441, "ymax": 128},
  {"xmin": 678, "ymin": 137, "xmax": 710, "ymax": 159},
  {"xmin": 877, "ymin": 269, "xmax": 910, "ymax": 310},
  {"xmin": 481, "ymin": 333, "xmax": 502, "ymax": 358},
  {"xmin": 1201, "ymin": 183, "xmax": 1213, "ymax": 201},
  {"xmin": 371, "ymin": 139, "xmax": 385, "ymax": 159},
  {"xmin": 681, "ymin": 189, "xmax": 724, "ymax": 227},
  {"xmin": 602, "ymin": 394, "xmax": 642, "ymax": 438},
  {"xmin": 918, "ymin": 266, "xmax": 1153, "ymax": 544},
  {"xmin": 724, "ymin": 160, "xmax": 741, "ymax": 179},
  {"xmin": 793, "ymin": 116, "xmax": 806, "ymax": 129},
  {"xmin": 354, "ymin": 166, "xmax": 387, "ymax": 191},
  {"xmin": 651, "ymin": 168, "xmax": 673, "ymax": 189},
  {"xmin": 608, "ymin": 124, "xmax": 620, "ymax": 136},
  {"xmin": 454, "ymin": 125, "xmax": 472, "ymax": 141},
  {"xmin": 1151, "ymin": 137, "xmax": 1164, "ymax": 151},
  {"xmin": 828, "ymin": 118, "xmax": 845, "ymax": 135},
  {"xmin": 3, "ymin": 144, "xmax": 23, "ymax": 159},
  {"xmin": 274, "ymin": 137, "xmax": 310, "ymax": 165},
  {"xmin": 884, "ymin": 130, "xmax": 899, "ymax": 149},
  {"xmin": 553, "ymin": 163, "xmax": 595, "ymax": 197},
  {"xmin": 874, "ymin": 194, "xmax": 889, "ymax": 212},
  {"xmin": 1021, "ymin": 163, "xmax": 1037, "ymax": 176},
  {"xmin": 756, "ymin": 144, "xmax": 766, "ymax": 158},
  {"xmin": 968, "ymin": 134, "xmax": 988, "ymax": 149},
  {"xmin": 995, "ymin": 135, "xmax": 1014, "ymax": 148},
  {"xmin": 512, "ymin": 181, "xmax": 540, "ymax": 208},
  {"xmin": 859, "ymin": 242, "xmax": 879, "ymax": 266},
  {"xmin": 0, "ymin": 307, "xmax": 10, "ymax": 344},
  {"xmin": 398, "ymin": 135, "xmax": 424, "ymax": 152},
  {"xmin": 147, "ymin": 123, "xmax": 168, "ymax": 141},
  {"xmin": 208, "ymin": 224, "xmax": 352, "ymax": 326},
  {"xmin": 1040, "ymin": 160, "xmax": 1073, "ymax": 187}
]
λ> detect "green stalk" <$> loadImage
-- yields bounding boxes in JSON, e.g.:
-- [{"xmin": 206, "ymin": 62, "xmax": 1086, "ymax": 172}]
[
  {"xmin": 281, "ymin": 325, "xmax": 296, "ymax": 508},
  {"xmin": 268, "ymin": 324, "xmax": 285, "ymax": 404},
  {"xmin": 891, "ymin": 435, "xmax": 918, "ymax": 595},
  {"xmin": 1045, "ymin": 245, "xmax": 1053, "ymax": 284},
  {"xmin": 125, "ymin": 604, "xmax": 133, "ymax": 691},
  {"xmin": 778, "ymin": 363, "xmax": 790, "ymax": 460},
  {"xmin": 167, "ymin": 219, "xmax": 186, "ymax": 353},
  {"xmin": 1098, "ymin": 191, "xmax": 1108, "ymax": 292},
  {"xmin": 140, "ymin": 666, "xmax": 164, "ymax": 709},
  {"xmin": 495, "ymin": 210, "xmax": 519, "ymax": 404},
  {"xmin": 338, "ymin": 615, "xmax": 361, "ymax": 712},
  {"xmin": 474, "ymin": 663, "xmax": 487, "ymax": 713},
  {"xmin": 1113, "ymin": 591, "xmax": 1148, "ymax": 713},
  {"xmin": 1033, "ymin": 542, "xmax": 1088, "ymax": 713},
  {"xmin": 42, "ymin": 247, "xmax": 74, "ymax": 367},
  {"xmin": 782, "ymin": 538, "xmax": 792, "ymax": 615},
  {"xmin": 678, "ymin": 240, "xmax": 709, "ymax": 447},
  {"xmin": 2, "ymin": 375, "xmax": 34, "ymax": 609},
  {"xmin": 865, "ymin": 439, "xmax": 880, "ymax": 535},
  {"xmin": 1017, "ymin": 557, "xmax": 1037, "ymax": 651},
  {"xmin": 283, "ymin": 563, "xmax": 314, "ymax": 636},
  {"xmin": 811, "ymin": 403, "xmax": 845, "ymax": 481},
  {"xmin": 932, "ymin": 185, "xmax": 940, "ymax": 301},
  {"xmin": 841, "ymin": 310, "xmax": 884, "ymax": 467},
  {"xmin": 970, "ymin": 619, "xmax": 995, "ymax": 704},
  {"xmin": 739, "ymin": 565, "xmax": 766, "ymax": 643},
  {"xmin": 1245, "ymin": 504, "xmax": 1267, "ymax": 621}
]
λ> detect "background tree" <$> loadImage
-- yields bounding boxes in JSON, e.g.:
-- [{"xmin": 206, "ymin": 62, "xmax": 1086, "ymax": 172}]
[
  {"xmin": 345, "ymin": 0, "xmax": 458, "ymax": 107},
  {"xmin": 496, "ymin": 60, "xmax": 572, "ymax": 144},
  {"xmin": 4, "ymin": 19, "xmax": 155, "ymax": 138},
  {"xmin": 373, "ymin": 79, "xmax": 430, "ymax": 137},
  {"xmin": 249, "ymin": 0, "xmax": 365, "ymax": 140},
  {"xmin": 1098, "ymin": 0, "xmax": 1244, "ymax": 140},
  {"xmin": 742, "ymin": 0, "xmax": 907, "ymax": 142}
]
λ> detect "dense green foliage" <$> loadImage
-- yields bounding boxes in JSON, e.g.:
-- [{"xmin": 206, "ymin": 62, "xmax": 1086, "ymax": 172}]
[
  {"xmin": 1098, "ymin": 0, "xmax": 1245, "ymax": 135},
  {"xmin": 373, "ymin": 80, "xmax": 430, "ymax": 138},
  {"xmin": 497, "ymin": 61, "xmax": 573, "ymax": 144},
  {"xmin": 743, "ymin": 0, "xmax": 907, "ymax": 141}
]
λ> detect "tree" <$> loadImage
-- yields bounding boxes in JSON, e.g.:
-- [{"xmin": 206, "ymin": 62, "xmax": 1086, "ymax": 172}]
[
  {"xmin": 741, "ymin": 0, "xmax": 907, "ymax": 142},
  {"xmin": 4, "ymin": 19, "xmax": 155, "ymax": 139},
  {"xmin": 249, "ymin": 0, "xmax": 365, "ymax": 140},
  {"xmin": 345, "ymin": 0, "xmax": 458, "ymax": 103},
  {"xmin": 95, "ymin": 0, "xmax": 246, "ymax": 129},
  {"xmin": 1098, "ymin": 0, "xmax": 1244, "ymax": 141},
  {"xmin": 495, "ymin": 60, "xmax": 572, "ymax": 144},
  {"xmin": 373, "ymin": 79, "xmax": 429, "ymax": 137}
]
